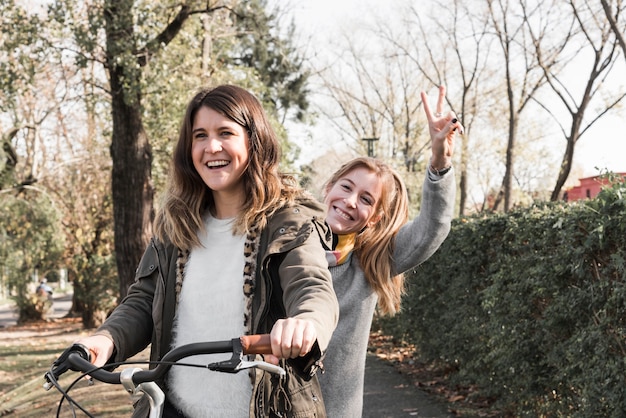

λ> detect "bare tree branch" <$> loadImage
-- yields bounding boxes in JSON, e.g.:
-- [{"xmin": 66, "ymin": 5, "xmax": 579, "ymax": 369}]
[
  {"xmin": 600, "ymin": 0, "xmax": 626, "ymax": 59},
  {"xmin": 137, "ymin": 5, "xmax": 234, "ymax": 67}
]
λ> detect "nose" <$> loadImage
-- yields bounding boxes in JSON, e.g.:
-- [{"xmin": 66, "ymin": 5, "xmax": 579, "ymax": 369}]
[
  {"xmin": 206, "ymin": 137, "xmax": 222, "ymax": 154},
  {"xmin": 343, "ymin": 194, "xmax": 357, "ymax": 208}
]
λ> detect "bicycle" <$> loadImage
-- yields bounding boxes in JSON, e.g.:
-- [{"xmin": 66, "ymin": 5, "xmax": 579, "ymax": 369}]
[{"xmin": 43, "ymin": 334, "xmax": 285, "ymax": 418}]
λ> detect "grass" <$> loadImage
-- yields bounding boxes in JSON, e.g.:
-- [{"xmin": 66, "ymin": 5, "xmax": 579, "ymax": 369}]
[{"xmin": 0, "ymin": 318, "xmax": 147, "ymax": 417}]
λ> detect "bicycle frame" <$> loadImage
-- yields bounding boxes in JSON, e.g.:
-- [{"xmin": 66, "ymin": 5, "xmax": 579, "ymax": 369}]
[{"xmin": 44, "ymin": 335, "xmax": 285, "ymax": 418}]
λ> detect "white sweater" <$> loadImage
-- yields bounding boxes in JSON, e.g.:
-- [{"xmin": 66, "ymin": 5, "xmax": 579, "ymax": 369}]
[{"xmin": 168, "ymin": 215, "xmax": 250, "ymax": 417}]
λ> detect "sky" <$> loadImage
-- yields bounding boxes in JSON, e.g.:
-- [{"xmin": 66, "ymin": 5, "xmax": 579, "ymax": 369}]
[{"xmin": 274, "ymin": 0, "xmax": 626, "ymax": 182}]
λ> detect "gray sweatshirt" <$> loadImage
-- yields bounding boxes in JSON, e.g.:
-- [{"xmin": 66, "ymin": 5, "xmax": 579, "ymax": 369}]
[{"xmin": 319, "ymin": 169, "xmax": 456, "ymax": 417}]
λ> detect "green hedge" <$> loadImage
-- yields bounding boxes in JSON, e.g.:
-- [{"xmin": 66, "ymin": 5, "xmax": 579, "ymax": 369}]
[{"xmin": 376, "ymin": 178, "xmax": 626, "ymax": 417}]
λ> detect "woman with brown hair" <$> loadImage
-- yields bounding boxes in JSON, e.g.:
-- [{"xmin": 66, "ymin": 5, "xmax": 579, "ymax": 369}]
[{"xmin": 69, "ymin": 85, "xmax": 338, "ymax": 417}]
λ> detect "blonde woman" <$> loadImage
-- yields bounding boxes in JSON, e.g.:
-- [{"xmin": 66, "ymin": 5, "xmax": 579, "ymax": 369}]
[{"xmin": 319, "ymin": 86, "xmax": 460, "ymax": 417}]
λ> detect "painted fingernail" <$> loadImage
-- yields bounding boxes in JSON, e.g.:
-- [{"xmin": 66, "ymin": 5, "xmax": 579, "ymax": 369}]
[{"xmin": 452, "ymin": 118, "xmax": 458, "ymax": 124}]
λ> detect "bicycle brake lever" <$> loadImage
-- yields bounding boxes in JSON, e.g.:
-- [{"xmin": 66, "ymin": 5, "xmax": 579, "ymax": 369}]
[
  {"xmin": 206, "ymin": 356, "xmax": 240, "ymax": 373},
  {"xmin": 207, "ymin": 357, "xmax": 286, "ymax": 377},
  {"xmin": 206, "ymin": 338, "xmax": 245, "ymax": 374},
  {"xmin": 206, "ymin": 338, "xmax": 286, "ymax": 377},
  {"xmin": 236, "ymin": 360, "xmax": 286, "ymax": 377}
]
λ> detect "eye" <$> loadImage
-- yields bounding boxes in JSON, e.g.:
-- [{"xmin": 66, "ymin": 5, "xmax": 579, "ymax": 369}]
[
  {"xmin": 361, "ymin": 196, "xmax": 374, "ymax": 206},
  {"xmin": 192, "ymin": 131, "xmax": 207, "ymax": 141},
  {"xmin": 340, "ymin": 184, "xmax": 351, "ymax": 191}
]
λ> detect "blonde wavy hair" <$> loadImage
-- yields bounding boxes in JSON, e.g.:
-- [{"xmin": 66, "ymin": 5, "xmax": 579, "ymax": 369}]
[
  {"xmin": 324, "ymin": 157, "xmax": 409, "ymax": 316},
  {"xmin": 154, "ymin": 85, "xmax": 301, "ymax": 250}
]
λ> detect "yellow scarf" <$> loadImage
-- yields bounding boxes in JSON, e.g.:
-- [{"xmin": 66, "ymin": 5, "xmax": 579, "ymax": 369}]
[{"xmin": 326, "ymin": 233, "xmax": 356, "ymax": 266}]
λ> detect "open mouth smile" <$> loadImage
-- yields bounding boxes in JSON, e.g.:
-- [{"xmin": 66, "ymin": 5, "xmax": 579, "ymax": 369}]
[
  {"xmin": 333, "ymin": 206, "xmax": 353, "ymax": 221},
  {"xmin": 206, "ymin": 160, "xmax": 230, "ymax": 169}
]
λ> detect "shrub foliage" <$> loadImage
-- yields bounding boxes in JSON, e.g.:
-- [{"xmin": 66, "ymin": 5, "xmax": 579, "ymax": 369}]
[
  {"xmin": 0, "ymin": 193, "xmax": 64, "ymax": 321},
  {"xmin": 376, "ymin": 176, "xmax": 626, "ymax": 417}
]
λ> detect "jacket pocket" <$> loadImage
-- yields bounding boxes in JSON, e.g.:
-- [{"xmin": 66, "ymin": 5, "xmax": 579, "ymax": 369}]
[
  {"xmin": 256, "ymin": 361, "xmax": 326, "ymax": 418},
  {"xmin": 134, "ymin": 242, "xmax": 160, "ymax": 281}
]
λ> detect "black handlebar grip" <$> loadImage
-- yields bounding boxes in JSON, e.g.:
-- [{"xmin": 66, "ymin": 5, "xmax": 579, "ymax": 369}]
[{"xmin": 48, "ymin": 343, "xmax": 91, "ymax": 380}]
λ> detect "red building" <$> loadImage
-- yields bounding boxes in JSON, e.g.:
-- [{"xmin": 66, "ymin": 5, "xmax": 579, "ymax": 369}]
[{"xmin": 563, "ymin": 173, "xmax": 626, "ymax": 202}]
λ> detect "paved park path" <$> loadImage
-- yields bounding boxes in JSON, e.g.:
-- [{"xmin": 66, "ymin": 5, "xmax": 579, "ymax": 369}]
[{"xmin": 0, "ymin": 293, "xmax": 453, "ymax": 417}]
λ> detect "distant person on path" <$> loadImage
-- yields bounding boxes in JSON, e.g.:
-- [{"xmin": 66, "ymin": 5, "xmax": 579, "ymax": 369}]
[
  {"xmin": 66, "ymin": 85, "xmax": 338, "ymax": 417},
  {"xmin": 36, "ymin": 278, "xmax": 53, "ymax": 299},
  {"xmin": 318, "ymin": 85, "xmax": 461, "ymax": 417},
  {"xmin": 36, "ymin": 278, "xmax": 54, "ymax": 318}
]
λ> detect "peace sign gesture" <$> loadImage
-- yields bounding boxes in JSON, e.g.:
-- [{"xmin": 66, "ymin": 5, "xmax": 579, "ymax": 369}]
[{"xmin": 420, "ymin": 85, "xmax": 463, "ymax": 173}]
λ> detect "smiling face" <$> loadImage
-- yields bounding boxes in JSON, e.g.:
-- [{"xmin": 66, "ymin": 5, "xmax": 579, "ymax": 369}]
[
  {"xmin": 191, "ymin": 106, "xmax": 249, "ymax": 210},
  {"xmin": 324, "ymin": 166, "xmax": 383, "ymax": 234}
]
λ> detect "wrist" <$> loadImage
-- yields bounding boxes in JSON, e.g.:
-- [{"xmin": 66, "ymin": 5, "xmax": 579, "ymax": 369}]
[
  {"xmin": 429, "ymin": 164, "xmax": 452, "ymax": 176},
  {"xmin": 429, "ymin": 157, "xmax": 452, "ymax": 176}
]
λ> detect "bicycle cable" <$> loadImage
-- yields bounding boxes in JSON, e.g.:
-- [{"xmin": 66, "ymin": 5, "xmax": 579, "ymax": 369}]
[
  {"xmin": 49, "ymin": 359, "xmax": 226, "ymax": 417},
  {"xmin": 48, "ymin": 360, "xmax": 142, "ymax": 418}
]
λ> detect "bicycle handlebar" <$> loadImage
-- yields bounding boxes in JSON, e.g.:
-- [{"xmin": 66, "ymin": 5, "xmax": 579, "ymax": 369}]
[
  {"xmin": 44, "ymin": 334, "xmax": 283, "ymax": 417},
  {"xmin": 44, "ymin": 334, "xmax": 280, "ymax": 389}
]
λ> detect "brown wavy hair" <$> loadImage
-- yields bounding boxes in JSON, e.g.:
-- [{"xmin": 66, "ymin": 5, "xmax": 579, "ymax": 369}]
[
  {"xmin": 154, "ymin": 85, "xmax": 301, "ymax": 249},
  {"xmin": 324, "ymin": 157, "xmax": 409, "ymax": 315}
]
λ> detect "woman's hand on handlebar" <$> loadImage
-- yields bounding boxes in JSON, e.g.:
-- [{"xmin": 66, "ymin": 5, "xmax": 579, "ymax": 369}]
[
  {"xmin": 269, "ymin": 318, "xmax": 317, "ymax": 360},
  {"xmin": 74, "ymin": 334, "xmax": 115, "ymax": 368}
]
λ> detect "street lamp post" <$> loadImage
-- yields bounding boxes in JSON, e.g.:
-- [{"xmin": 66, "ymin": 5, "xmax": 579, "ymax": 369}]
[{"xmin": 362, "ymin": 137, "xmax": 379, "ymax": 157}]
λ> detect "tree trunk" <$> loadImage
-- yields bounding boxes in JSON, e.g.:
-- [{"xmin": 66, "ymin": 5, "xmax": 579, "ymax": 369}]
[
  {"xmin": 458, "ymin": 128, "xmax": 469, "ymax": 215},
  {"xmin": 105, "ymin": 0, "xmax": 154, "ymax": 299},
  {"xmin": 459, "ymin": 169, "xmax": 467, "ymax": 216},
  {"xmin": 109, "ymin": 90, "xmax": 153, "ymax": 299},
  {"xmin": 551, "ymin": 126, "xmax": 579, "ymax": 201},
  {"xmin": 550, "ymin": 141, "xmax": 574, "ymax": 201},
  {"xmin": 503, "ymin": 121, "xmax": 515, "ymax": 212}
]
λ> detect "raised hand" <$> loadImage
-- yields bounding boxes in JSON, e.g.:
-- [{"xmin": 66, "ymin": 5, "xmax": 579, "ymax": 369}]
[{"xmin": 420, "ymin": 85, "xmax": 463, "ymax": 171}]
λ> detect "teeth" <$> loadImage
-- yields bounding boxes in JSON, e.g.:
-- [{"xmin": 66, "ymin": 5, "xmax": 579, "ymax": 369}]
[
  {"xmin": 334, "ymin": 207, "xmax": 352, "ymax": 221},
  {"xmin": 206, "ymin": 160, "xmax": 229, "ymax": 168}
]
